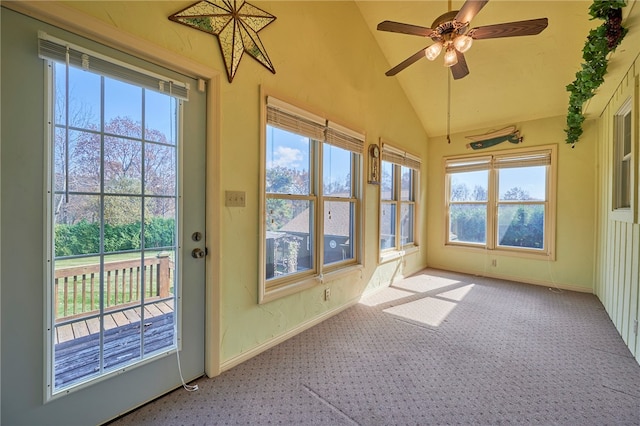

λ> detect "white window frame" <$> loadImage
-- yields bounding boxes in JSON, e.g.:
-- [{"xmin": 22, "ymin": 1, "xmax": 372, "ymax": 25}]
[
  {"xmin": 379, "ymin": 142, "xmax": 420, "ymax": 259},
  {"xmin": 259, "ymin": 94, "xmax": 363, "ymax": 303},
  {"xmin": 611, "ymin": 89, "xmax": 637, "ymax": 223},
  {"xmin": 444, "ymin": 144, "xmax": 557, "ymax": 259}
]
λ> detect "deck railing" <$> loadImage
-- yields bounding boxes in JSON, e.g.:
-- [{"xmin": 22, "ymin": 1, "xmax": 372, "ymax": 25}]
[{"xmin": 54, "ymin": 254, "xmax": 174, "ymax": 321}]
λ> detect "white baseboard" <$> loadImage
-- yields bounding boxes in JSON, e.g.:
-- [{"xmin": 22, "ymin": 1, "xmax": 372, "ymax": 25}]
[
  {"xmin": 426, "ymin": 264, "xmax": 593, "ymax": 294},
  {"xmin": 219, "ymin": 297, "xmax": 360, "ymax": 373}
]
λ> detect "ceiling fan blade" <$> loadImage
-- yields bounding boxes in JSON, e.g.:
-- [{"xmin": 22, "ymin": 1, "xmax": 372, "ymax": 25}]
[
  {"xmin": 377, "ymin": 20, "xmax": 434, "ymax": 37},
  {"xmin": 450, "ymin": 51, "xmax": 469, "ymax": 80},
  {"xmin": 385, "ymin": 48, "xmax": 427, "ymax": 76},
  {"xmin": 454, "ymin": 0, "xmax": 489, "ymax": 24},
  {"xmin": 469, "ymin": 18, "xmax": 548, "ymax": 40}
]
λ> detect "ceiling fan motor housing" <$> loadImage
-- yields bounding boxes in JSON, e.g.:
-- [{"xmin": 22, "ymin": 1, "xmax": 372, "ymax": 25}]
[{"xmin": 431, "ymin": 11, "xmax": 469, "ymax": 42}]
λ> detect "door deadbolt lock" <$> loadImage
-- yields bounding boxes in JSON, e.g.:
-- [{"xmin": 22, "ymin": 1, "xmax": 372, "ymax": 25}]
[
  {"xmin": 192, "ymin": 232, "xmax": 202, "ymax": 242},
  {"xmin": 191, "ymin": 248, "xmax": 207, "ymax": 259}
]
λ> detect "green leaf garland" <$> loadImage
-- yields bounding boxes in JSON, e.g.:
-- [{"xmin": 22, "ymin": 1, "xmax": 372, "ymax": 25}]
[{"xmin": 565, "ymin": 0, "xmax": 627, "ymax": 145}]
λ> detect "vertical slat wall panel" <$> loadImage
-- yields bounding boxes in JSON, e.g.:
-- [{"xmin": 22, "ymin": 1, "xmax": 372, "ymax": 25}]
[
  {"xmin": 622, "ymin": 223, "xmax": 632, "ymax": 342},
  {"xmin": 598, "ymin": 216, "xmax": 613, "ymax": 312},
  {"xmin": 629, "ymin": 225, "xmax": 640, "ymax": 363},
  {"xmin": 615, "ymin": 222, "xmax": 623, "ymax": 330},
  {"xmin": 605, "ymin": 220, "xmax": 613, "ymax": 313},
  {"xmin": 628, "ymin": 225, "xmax": 639, "ymax": 351},
  {"xmin": 594, "ymin": 58, "xmax": 640, "ymax": 362}
]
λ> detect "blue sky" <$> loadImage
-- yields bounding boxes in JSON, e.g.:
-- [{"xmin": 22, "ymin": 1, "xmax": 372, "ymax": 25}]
[
  {"xmin": 451, "ymin": 166, "xmax": 546, "ymax": 200},
  {"xmin": 57, "ymin": 63, "xmax": 176, "ymax": 142},
  {"xmin": 266, "ymin": 125, "xmax": 352, "ymax": 189},
  {"xmin": 265, "ymin": 125, "xmax": 309, "ymax": 170}
]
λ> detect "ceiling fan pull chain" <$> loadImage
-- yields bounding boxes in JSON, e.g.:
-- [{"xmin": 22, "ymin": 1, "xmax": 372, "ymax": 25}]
[{"xmin": 447, "ymin": 72, "xmax": 452, "ymax": 144}]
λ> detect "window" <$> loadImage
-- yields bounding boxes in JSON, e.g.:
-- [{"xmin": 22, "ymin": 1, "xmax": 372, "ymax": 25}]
[
  {"xmin": 261, "ymin": 96, "xmax": 362, "ymax": 301},
  {"xmin": 380, "ymin": 143, "xmax": 420, "ymax": 253},
  {"xmin": 445, "ymin": 145, "xmax": 556, "ymax": 257},
  {"xmin": 613, "ymin": 97, "xmax": 633, "ymax": 213},
  {"xmin": 40, "ymin": 33, "xmax": 188, "ymax": 393}
]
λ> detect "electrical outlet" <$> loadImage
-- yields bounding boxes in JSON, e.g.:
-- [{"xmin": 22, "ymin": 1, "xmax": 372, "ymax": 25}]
[
  {"xmin": 324, "ymin": 288, "xmax": 331, "ymax": 301},
  {"xmin": 225, "ymin": 190, "xmax": 246, "ymax": 207}
]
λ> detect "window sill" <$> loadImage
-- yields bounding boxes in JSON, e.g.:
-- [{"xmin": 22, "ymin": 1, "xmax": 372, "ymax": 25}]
[
  {"xmin": 261, "ymin": 275, "xmax": 318, "ymax": 304},
  {"xmin": 610, "ymin": 207, "xmax": 636, "ymax": 224},
  {"xmin": 260, "ymin": 264, "xmax": 363, "ymax": 304},
  {"xmin": 444, "ymin": 243, "xmax": 554, "ymax": 261},
  {"xmin": 321, "ymin": 264, "xmax": 364, "ymax": 283},
  {"xmin": 379, "ymin": 245, "xmax": 418, "ymax": 264}
]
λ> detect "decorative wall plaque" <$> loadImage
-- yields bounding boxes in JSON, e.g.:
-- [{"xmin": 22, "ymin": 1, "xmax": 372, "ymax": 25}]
[
  {"xmin": 368, "ymin": 144, "xmax": 380, "ymax": 184},
  {"xmin": 169, "ymin": 0, "xmax": 276, "ymax": 82}
]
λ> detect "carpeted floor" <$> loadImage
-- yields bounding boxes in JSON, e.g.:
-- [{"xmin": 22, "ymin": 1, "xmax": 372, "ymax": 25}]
[{"xmin": 110, "ymin": 269, "xmax": 640, "ymax": 425}]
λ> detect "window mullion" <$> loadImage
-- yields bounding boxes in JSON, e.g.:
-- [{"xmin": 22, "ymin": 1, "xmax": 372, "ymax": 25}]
[
  {"xmin": 351, "ymin": 152, "xmax": 357, "ymax": 197},
  {"xmin": 487, "ymin": 167, "xmax": 497, "ymax": 249},
  {"xmin": 391, "ymin": 198, "xmax": 398, "ymax": 251},
  {"xmin": 408, "ymin": 167, "xmax": 416, "ymax": 246},
  {"xmin": 392, "ymin": 163, "xmax": 402, "ymax": 250},
  {"xmin": 394, "ymin": 164, "xmax": 401, "ymax": 201},
  {"xmin": 316, "ymin": 140, "xmax": 324, "ymax": 272},
  {"xmin": 411, "ymin": 169, "xmax": 417, "ymax": 246},
  {"xmin": 98, "ymin": 74, "xmax": 106, "ymax": 374},
  {"xmin": 445, "ymin": 173, "xmax": 451, "ymax": 245}
]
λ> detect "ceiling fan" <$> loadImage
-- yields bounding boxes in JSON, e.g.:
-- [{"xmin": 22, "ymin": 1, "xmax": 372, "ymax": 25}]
[{"xmin": 377, "ymin": 0, "xmax": 548, "ymax": 79}]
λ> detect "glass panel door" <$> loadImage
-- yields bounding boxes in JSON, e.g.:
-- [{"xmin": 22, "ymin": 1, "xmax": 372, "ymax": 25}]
[
  {"xmin": 1, "ymin": 10, "xmax": 207, "ymax": 423},
  {"xmin": 51, "ymin": 62, "xmax": 182, "ymax": 391}
]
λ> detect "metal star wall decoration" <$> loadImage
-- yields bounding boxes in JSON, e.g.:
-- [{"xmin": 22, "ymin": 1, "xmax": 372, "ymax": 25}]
[{"xmin": 169, "ymin": 0, "xmax": 276, "ymax": 82}]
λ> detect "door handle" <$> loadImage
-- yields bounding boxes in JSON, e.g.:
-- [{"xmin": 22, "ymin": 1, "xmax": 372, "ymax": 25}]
[{"xmin": 191, "ymin": 248, "xmax": 207, "ymax": 259}]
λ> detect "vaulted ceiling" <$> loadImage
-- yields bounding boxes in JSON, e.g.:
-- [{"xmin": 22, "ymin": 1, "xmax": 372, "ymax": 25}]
[{"xmin": 355, "ymin": 1, "xmax": 599, "ymax": 138}]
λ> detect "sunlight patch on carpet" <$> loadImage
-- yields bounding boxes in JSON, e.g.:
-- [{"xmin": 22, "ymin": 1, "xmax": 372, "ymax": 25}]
[
  {"xmin": 438, "ymin": 284, "xmax": 474, "ymax": 301},
  {"xmin": 383, "ymin": 297, "xmax": 457, "ymax": 327},
  {"xmin": 393, "ymin": 275, "xmax": 461, "ymax": 293},
  {"xmin": 359, "ymin": 287, "xmax": 415, "ymax": 307}
]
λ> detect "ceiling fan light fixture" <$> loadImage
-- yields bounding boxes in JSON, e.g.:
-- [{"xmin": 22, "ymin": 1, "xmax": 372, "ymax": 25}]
[
  {"xmin": 443, "ymin": 46, "xmax": 458, "ymax": 67},
  {"xmin": 376, "ymin": 1, "xmax": 549, "ymax": 79},
  {"xmin": 453, "ymin": 34, "xmax": 473, "ymax": 53},
  {"xmin": 425, "ymin": 42, "xmax": 443, "ymax": 61}
]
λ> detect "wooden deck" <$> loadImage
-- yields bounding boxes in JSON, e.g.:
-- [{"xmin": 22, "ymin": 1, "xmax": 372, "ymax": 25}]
[
  {"xmin": 55, "ymin": 299, "xmax": 174, "ymax": 344},
  {"xmin": 54, "ymin": 300, "xmax": 176, "ymax": 389}
]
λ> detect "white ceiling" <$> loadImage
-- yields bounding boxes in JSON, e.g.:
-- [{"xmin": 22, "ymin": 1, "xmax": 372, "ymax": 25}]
[{"xmin": 354, "ymin": 1, "xmax": 599, "ymax": 137}]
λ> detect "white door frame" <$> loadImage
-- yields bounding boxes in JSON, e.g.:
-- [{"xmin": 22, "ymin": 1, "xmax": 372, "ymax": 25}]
[{"xmin": 4, "ymin": 0, "xmax": 222, "ymax": 378}]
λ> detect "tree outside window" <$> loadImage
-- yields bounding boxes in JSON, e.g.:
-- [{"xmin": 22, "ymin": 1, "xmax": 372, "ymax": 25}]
[{"xmin": 445, "ymin": 147, "xmax": 555, "ymax": 256}]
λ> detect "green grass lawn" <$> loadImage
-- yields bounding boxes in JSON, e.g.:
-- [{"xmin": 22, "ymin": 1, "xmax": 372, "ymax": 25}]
[{"xmin": 56, "ymin": 251, "xmax": 172, "ymax": 268}]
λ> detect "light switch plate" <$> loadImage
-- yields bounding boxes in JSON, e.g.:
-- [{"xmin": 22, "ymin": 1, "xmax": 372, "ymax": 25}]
[{"xmin": 225, "ymin": 190, "xmax": 246, "ymax": 207}]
